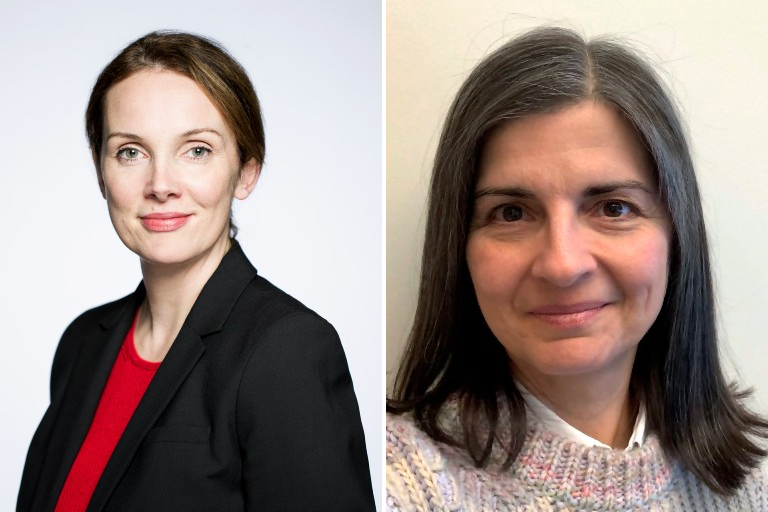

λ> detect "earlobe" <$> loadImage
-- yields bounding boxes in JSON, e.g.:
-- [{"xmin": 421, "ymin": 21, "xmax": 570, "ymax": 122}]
[{"xmin": 234, "ymin": 158, "xmax": 261, "ymax": 200}]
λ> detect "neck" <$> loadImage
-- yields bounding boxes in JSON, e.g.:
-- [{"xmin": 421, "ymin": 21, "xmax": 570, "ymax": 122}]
[
  {"xmin": 134, "ymin": 236, "xmax": 232, "ymax": 362},
  {"xmin": 514, "ymin": 360, "xmax": 636, "ymax": 449}
]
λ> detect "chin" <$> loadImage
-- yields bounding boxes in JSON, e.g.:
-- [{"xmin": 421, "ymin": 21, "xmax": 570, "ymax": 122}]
[
  {"xmin": 511, "ymin": 336, "xmax": 633, "ymax": 377},
  {"xmin": 137, "ymin": 249, "xmax": 196, "ymax": 266},
  {"xmin": 127, "ymin": 239, "xmax": 200, "ymax": 266}
]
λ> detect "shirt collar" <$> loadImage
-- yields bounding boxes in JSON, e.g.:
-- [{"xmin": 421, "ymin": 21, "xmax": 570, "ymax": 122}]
[{"xmin": 518, "ymin": 383, "xmax": 647, "ymax": 451}]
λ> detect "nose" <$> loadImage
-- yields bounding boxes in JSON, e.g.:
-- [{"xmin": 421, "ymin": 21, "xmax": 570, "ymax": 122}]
[
  {"xmin": 530, "ymin": 212, "xmax": 597, "ymax": 287},
  {"xmin": 144, "ymin": 157, "xmax": 180, "ymax": 201}
]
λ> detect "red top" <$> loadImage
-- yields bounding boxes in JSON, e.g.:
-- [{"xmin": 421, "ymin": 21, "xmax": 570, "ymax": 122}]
[{"xmin": 55, "ymin": 313, "xmax": 160, "ymax": 512}]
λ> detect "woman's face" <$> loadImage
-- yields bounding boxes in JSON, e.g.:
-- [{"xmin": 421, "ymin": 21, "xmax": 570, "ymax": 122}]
[
  {"xmin": 99, "ymin": 69, "xmax": 259, "ymax": 266},
  {"xmin": 466, "ymin": 101, "xmax": 670, "ymax": 382}
]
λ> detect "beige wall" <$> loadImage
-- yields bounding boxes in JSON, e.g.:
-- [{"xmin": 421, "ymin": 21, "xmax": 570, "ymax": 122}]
[{"xmin": 386, "ymin": 0, "xmax": 768, "ymax": 417}]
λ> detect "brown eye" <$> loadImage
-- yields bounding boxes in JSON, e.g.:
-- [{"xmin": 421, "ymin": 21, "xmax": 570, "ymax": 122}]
[
  {"xmin": 498, "ymin": 205, "xmax": 523, "ymax": 222},
  {"xmin": 603, "ymin": 201, "xmax": 630, "ymax": 218}
]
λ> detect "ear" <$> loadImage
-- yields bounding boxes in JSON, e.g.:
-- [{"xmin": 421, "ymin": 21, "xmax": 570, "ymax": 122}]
[
  {"xmin": 234, "ymin": 158, "xmax": 261, "ymax": 200},
  {"xmin": 94, "ymin": 151, "xmax": 107, "ymax": 199},
  {"xmin": 97, "ymin": 170, "xmax": 106, "ymax": 199}
]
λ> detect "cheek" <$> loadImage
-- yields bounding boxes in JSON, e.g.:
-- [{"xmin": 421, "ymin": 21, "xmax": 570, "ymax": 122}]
[
  {"xmin": 187, "ymin": 171, "xmax": 237, "ymax": 209},
  {"xmin": 102, "ymin": 174, "xmax": 137, "ymax": 213},
  {"xmin": 612, "ymin": 231, "xmax": 670, "ymax": 310},
  {"xmin": 466, "ymin": 236, "xmax": 526, "ymax": 302}
]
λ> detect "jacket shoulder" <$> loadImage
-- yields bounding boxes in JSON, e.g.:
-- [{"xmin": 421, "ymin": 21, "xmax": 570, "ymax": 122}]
[
  {"xmin": 50, "ymin": 292, "xmax": 136, "ymax": 395},
  {"xmin": 226, "ymin": 274, "xmax": 336, "ymax": 338},
  {"xmin": 231, "ymin": 276, "xmax": 375, "ymax": 510},
  {"xmin": 241, "ymin": 274, "xmax": 318, "ymax": 316},
  {"xmin": 65, "ymin": 292, "xmax": 135, "ymax": 332}
]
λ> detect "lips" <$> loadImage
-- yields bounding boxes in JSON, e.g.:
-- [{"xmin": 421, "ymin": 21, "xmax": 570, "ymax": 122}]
[
  {"xmin": 529, "ymin": 302, "xmax": 608, "ymax": 329},
  {"xmin": 140, "ymin": 212, "xmax": 191, "ymax": 232}
]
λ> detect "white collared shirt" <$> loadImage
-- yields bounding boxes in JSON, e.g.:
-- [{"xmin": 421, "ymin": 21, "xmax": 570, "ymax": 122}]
[{"xmin": 518, "ymin": 384, "xmax": 647, "ymax": 451}]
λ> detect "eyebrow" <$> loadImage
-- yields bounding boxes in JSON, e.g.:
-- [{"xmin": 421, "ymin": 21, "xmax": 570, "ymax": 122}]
[
  {"xmin": 474, "ymin": 180, "xmax": 655, "ymax": 200},
  {"xmin": 181, "ymin": 128, "xmax": 224, "ymax": 139},
  {"xmin": 106, "ymin": 128, "xmax": 224, "ymax": 142},
  {"xmin": 106, "ymin": 131, "xmax": 142, "ymax": 142}
]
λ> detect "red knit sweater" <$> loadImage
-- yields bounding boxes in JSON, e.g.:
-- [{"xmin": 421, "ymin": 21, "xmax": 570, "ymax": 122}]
[{"xmin": 55, "ymin": 313, "xmax": 160, "ymax": 511}]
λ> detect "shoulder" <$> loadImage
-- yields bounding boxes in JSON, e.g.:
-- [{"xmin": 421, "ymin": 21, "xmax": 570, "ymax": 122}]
[
  {"xmin": 387, "ymin": 412, "xmax": 436, "ymax": 453},
  {"xmin": 233, "ymin": 279, "xmax": 373, "ymax": 509},
  {"xmin": 386, "ymin": 413, "xmax": 465, "ymax": 511},
  {"xmin": 232, "ymin": 273, "xmax": 333, "ymax": 334},
  {"xmin": 666, "ymin": 458, "xmax": 768, "ymax": 510},
  {"xmin": 231, "ymin": 275, "xmax": 352, "ymax": 411},
  {"xmin": 56, "ymin": 291, "xmax": 135, "ymax": 352},
  {"xmin": 51, "ymin": 291, "xmax": 136, "ymax": 388},
  {"xmin": 210, "ymin": 270, "xmax": 351, "ymax": 383},
  {"xmin": 63, "ymin": 291, "xmax": 134, "ymax": 335},
  {"xmin": 386, "ymin": 413, "xmax": 445, "ymax": 472},
  {"xmin": 232, "ymin": 274, "xmax": 341, "ymax": 360},
  {"xmin": 737, "ymin": 463, "xmax": 768, "ymax": 509}
]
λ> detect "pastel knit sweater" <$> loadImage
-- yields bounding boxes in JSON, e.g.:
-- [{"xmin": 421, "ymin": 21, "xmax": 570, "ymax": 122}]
[{"xmin": 386, "ymin": 402, "xmax": 768, "ymax": 511}]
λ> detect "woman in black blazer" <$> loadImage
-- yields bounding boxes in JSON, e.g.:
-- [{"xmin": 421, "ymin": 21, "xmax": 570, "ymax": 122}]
[{"xmin": 17, "ymin": 31, "xmax": 374, "ymax": 511}]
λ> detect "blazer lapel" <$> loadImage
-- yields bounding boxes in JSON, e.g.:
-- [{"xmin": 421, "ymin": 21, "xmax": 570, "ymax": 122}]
[
  {"xmin": 35, "ymin": 289, "xmax": 142, "ymax": 512},
  {"xmin": 86, "ymin": 322, "xmax": 205, "ymax": 512},
  {"xmin": 86, "ymin": 242, "xmax": 256, "ymax": 511}
]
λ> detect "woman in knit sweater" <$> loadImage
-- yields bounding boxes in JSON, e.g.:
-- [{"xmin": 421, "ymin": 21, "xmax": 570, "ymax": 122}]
[{"xmin": 387, "ymin": 27, "xmax": 768, "ymax": 510}]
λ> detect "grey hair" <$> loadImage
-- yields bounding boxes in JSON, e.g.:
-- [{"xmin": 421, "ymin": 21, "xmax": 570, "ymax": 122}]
[{"xmin": 389, "ymin": 26, "xmax": 768, "ymax": 495}]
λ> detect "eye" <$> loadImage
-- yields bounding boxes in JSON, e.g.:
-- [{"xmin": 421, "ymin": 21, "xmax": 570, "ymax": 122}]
[
  {"xmin": 601, "ymin": 200, "xmax": 633, "ymax": 218},
  {"xmin": 491, "ymin": 204, "xmax": 524, "ymax": 222},
  {"xmin": 184, "ymin": 146, "xmax": 212, "ymax": 160},
  {"xmin": 116, "ymin": 147, "xmax": 145, "ymax": 161}
]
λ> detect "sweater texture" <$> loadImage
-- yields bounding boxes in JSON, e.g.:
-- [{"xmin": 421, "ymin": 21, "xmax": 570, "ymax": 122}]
[{"xmin": 386, "ymin": 401, "xmax": 768, "ymax": 511}]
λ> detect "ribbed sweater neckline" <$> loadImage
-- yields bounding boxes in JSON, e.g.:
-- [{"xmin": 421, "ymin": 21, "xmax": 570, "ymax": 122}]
[{"xmin": 435, "ymin": 398, "xmax": 677, "ymax": 506}]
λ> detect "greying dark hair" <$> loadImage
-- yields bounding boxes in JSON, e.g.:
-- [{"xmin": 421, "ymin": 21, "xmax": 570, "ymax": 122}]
[{"xmin": 388, "ymin": 26, "xmax": 768, "ymax": 494}]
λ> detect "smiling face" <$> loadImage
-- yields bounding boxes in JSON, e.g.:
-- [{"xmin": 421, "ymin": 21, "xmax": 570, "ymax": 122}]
[
  {"xmin": 466, "ymin": 101, "xmax": 670, "ymax": 383},
  {"xmin": 100, "ymin": 69, "xmax": 259, "ymax": 267}
]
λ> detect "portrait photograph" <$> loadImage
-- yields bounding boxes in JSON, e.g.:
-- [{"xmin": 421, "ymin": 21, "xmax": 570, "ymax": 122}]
[
  {"xmin": 1, "ymin": 1, "xmax": 381, "ymax": 510},
  {"xmin": 387, "ymin": 1, "xmax": 768, "ymax": 510}
]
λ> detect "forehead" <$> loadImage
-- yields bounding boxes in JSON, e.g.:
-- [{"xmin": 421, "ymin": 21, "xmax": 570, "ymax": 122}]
[
  {"xmin": 477, "ymin": 101, "xmax": 655, "ymax": 191},
  {"xmin": 103, "ymin": 69, "xmax": 230, "ymax": 135}
]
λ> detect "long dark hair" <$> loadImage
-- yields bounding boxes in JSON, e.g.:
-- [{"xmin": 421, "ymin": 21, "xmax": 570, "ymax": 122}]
[{"xmin": 388, "ymin": 26, "xmax": 768, "ymax": 495}]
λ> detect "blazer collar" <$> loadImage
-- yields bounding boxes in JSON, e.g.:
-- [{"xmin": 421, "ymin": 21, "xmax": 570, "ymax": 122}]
[
  {"xmin": 184, "ymin": 240, "xmax": 258, "ymax": 336},
  {"xmin": 97, "ymin": 240, "xmax": 257, "ymax": 336}
]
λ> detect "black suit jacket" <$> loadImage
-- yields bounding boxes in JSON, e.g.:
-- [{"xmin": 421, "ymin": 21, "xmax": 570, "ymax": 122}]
[{"xmin": 18, "ymin": 243, "xmax": 375, "ymax": 511}]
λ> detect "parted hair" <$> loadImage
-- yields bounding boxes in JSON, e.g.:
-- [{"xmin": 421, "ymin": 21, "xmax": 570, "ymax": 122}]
[
  {"xmin": 85, "ymin": 30, "xmax": 264, "ymax": 237},
  {"xmin": 388, "ymin": 26, "xmax": 768, "ymax": 495}
]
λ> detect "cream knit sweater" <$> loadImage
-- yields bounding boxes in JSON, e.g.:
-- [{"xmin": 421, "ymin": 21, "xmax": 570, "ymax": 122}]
[{"xmin": 386, "ymin": 403, "xmax": 768, "ymax": 511}]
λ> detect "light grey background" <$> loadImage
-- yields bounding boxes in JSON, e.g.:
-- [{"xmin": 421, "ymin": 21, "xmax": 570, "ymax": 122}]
[
  {"xmin": 387, "ymin": 0, "xmax": 768, "ymax": 431},
  {"xmin": 0, "ymin": 1, "xmax": 382, "ymax": 509}
]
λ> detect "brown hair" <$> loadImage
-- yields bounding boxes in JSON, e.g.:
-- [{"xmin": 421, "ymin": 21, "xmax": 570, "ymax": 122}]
[
  {"xmin": 389, "ymin": 26, "xmax": 768, "ymax": 495},
  {"xmin": 85, "ymin": 30, "xmax": 264, "ymax": 237},
  {"xmin": 86, "ymin": 30, "xmax": 264, "ymax": 169}
]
